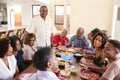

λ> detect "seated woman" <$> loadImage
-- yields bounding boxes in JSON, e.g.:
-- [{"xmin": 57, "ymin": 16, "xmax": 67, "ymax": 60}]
[
  {"xmin": 84, "ymin": 28, "xmax": 100, "ymax": 54},
  {"xmin": 81, "ymin": 32, "xmax": 109, "ymax": 73},
  {"xmin": 52, "ymin": 29, "xmax": 69, "ymax": 47},
  {"xmin": 22, "ymin": 33, "xmax": 37, "ymax": 66},
  {"xmin": 0, "ymin": 38, "xmax": 18, "ymax": 80},
  {"xmin": 99, "ymin": 40, "xmax": 120, "ymax": 80},
  {"xmin": 88, "ymin": 28, "xmax": 100, "ymax": 46},
  {"xmin": 9, "ymin": 36, "xmax": 25, "ymax": 73},
  {"xmin": 87, "ymin": 28, "xmax": 100, "ymax": 48}
]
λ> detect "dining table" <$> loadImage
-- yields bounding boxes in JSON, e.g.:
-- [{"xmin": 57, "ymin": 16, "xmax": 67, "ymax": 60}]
[
  {"xmin": 13, "ymin": 47, "xmax": 99, "ymax": 80},
  {"xmin": 14, "ymin": 59, "xmax": 83, "ymax": 80}
]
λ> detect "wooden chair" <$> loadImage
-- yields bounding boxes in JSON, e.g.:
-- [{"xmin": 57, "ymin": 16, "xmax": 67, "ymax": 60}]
[
  {"xmin": 20, "ymin": 28, "xmax": 26, "ymax": 40},
  {"xmin": 21, "ymin": 28, "xmax": 26, "ymax": 34},
  {"xmin": 16, "ymin": 28, "xmax": 26, "ymax": 39},
  {"xmin": 16, "ymin": 29, "xmax": 22, "ymax": 38},
  {"xmin": 6, "ymin": 30, "xmax": 15, "ymax": 37},
  {"xmin": 0, "ymin": 31, "xmax": 7, "ymax": 39}
]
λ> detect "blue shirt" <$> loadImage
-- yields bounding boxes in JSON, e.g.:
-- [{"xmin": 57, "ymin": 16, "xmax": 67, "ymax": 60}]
[
  {"xmin": 67, "ymin": 35, "xmax": 89, "ymax": 48},
  {"xmin": 15, "ymin": 49, "xmax": 24, "ymax": 72}
]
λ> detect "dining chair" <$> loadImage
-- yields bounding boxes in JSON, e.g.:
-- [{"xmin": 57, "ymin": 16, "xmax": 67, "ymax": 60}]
[
  {"xmin": 6, "ymin": 30, "xmax": 15, "ymax": 37},
  {"xmin": 0, "ymin": 31, "xmax": 7, "ymax": 39},
  {"xmin": 16, "ymin": 28, "xmax": 26, "ymax": 40}
]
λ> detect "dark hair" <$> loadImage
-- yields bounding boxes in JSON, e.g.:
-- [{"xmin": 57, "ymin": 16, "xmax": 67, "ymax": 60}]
[
  {"xmin": 33, "ymin": 47, "xmax": 52, "ymax": 71},
  {"xmin": 9, "ymin": 35, "xmax": 23, "ymax": 51},
  {"xmin": 92, "ymin": 32, "xmax": 109, "ymax": 49},
  {"xmin": 108, "ymin": 39, "xmax": 120, "ymax": 50},
  {"xmin": 0, "ymin": 38, "xmax": 10, "ymax": 58},
  {"xmin": 91, "ymin": 28, "xmax": 100, "ymax": 36},
  {"xmin": 24, "ymin": 33, "xmax": 36, "ymax": 45}
]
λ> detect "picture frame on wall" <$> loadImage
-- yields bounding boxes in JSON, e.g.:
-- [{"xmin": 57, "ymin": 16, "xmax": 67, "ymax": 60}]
[{"xmin": 32, "ymin": 5, "xmax": 40, "ymax": 18}]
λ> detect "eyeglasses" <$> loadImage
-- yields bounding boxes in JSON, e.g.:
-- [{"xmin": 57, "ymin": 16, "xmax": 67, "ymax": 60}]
[{"xmin": 30, "ymin": 40, "xmax": 35, "ymax": 41}]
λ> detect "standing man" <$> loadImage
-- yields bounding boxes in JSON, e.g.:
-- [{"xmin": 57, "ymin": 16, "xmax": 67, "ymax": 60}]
[{"xmin": 26, "ymin": 6, "xmax": 55, "ymax": 48}]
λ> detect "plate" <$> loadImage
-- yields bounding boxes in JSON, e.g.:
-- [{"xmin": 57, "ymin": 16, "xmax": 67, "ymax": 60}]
[
  {"xmin": 60, "ymin": 70, "xmax": 71, "ymax": 77},
  {"xmin": 80, "ymin": 71, "xmax": 99, "ymax": 80},
  {"xmin": 79, "ymin": 62, "xmax": 86, "ymax": 67}
]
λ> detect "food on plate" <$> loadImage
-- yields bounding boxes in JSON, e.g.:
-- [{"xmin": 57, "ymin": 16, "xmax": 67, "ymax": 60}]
[
  {"xmin": 80, "ymin": 71, "xmax": 99, "ymax": 80},
  {"xmin": 65, "ymin": 52, "xmax": 73, "ymax": 56},
  {"xmin": 74, "ymin": 53, "xmax": 82, "ymax": 56},
  {"xmin": 58, "ymin": 60, "xmax": 68, "ymax": 65},
  {"xmin": 67, "ymin": 48, "xmax": 74, "ymax": 52},
  {"xmin": 58, "ymin": 46, "xmax": 67, "ymax": 51},
  {"xmin": 60, "ymin": 70, "xmax": 71, "ymax": 77},
  {"xmin": 74, "ymin": 48, "xmax": 80, "ymax": 53},
  {"xmin": 83, "ymin": 74, "xmax": 95, "ymax": 79},
  {"xmin": 70, "ymin": 68, "xmax": 77, "ymax": 73},
  {"xmin": 58, "ymin": 60, "xmax": 69, "ymax": 69}
]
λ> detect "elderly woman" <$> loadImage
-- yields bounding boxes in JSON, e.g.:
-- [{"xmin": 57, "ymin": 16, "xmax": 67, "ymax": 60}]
[
  {"xmin": 53, "ymin": 29, "xmax": 69, "ymax": 47},
  {"xmin": 99, "ymin": 40, "xmax": 120, "ymax": 80},
  {"xmin": 22, "ymin": 33, "xmax": 37, "ymax": 67},
  {"xmin": 67, "ymin": 27, "xmax": 89, "ymax": 48},
  {"xmin": 0, "ymin": 38, "xmax": 18, "ymax": 80}
]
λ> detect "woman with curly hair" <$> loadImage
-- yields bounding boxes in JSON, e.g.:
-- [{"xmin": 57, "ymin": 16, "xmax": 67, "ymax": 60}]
[
  {"xmin": 22, "ymin": 33, "xmax": 37, "ymax": 66},
  {"xmin": 0, "ymin": 38, "xmax": 18, "ymax": 80}
]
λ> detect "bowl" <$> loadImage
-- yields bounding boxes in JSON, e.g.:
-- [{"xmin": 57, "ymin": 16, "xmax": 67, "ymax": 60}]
[
  {"xmin": 58, "ymin": 60, "xmax": 69, "ymax": 69},
  {"xmin": 61, "ymin": 54, "xmax": 73, "ymax": 61},
  {"xmin": 74, "ymin": 53, "xmax": 83, "ymax": 60}
]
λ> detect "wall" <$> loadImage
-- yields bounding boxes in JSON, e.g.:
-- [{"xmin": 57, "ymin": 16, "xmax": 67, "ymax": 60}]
[
  {"xmin": 21, "ymin": 3, "xmax": 32, "ymax": 26},
  {"xmin": 114, "ymin": 0, "xmax": 120, "ymax": 40},
  {"xmin": 69, "ymin": 0, "xmax": 113, "ymax": 35},
  {"xmin": 6, "ymin": 0, "xmax": 46, "ymax": 28}
]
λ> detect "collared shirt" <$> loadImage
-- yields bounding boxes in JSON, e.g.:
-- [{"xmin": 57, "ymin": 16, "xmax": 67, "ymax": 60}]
[
  {"xmin": 26, "ymin": 16, "xmax": 54, "ymax": 47},
  {"xmin": 0, "ymin": 55, "xmax": 16, "ymax": 80},
  {"xmin": 20, "ymin": 70, "xmax": 59, "ymax": 80},
  {"xmin": 102, "ymin": 58, "xmax": 120, "ymax": 80},
  {"xmin": 67, "ymin": 35, "xmax": 89, "ymax": 48}
]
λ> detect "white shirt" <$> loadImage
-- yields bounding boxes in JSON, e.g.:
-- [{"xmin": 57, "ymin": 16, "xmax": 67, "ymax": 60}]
[
  {"xmin": 20, "ymin": 70, "xmax": 59, "ymax": 80},
  {"xmin": 0, "ymin": 55, "xmax": 17, "ymax": 80},
  {"xmin": 26, "ymin": 16, "xmax": 54, "ymax": 47},
  {"xmin": 102, "ymin": 58, "xmax": 120, "ymax": 80},
  {"xmin": 22, "ymin": 44, "xmax": 37, "ymax": 60}
]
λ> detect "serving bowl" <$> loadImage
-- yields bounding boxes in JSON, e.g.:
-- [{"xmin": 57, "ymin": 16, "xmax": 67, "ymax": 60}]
[{"xmin": 74, "ymin": 53, "xmax": 83, "ymax": 60}]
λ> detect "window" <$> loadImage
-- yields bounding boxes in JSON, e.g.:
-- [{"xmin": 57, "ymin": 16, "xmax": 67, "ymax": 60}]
[{"xmin": 55, "ymin": 5, "xmax": 64, "ymax": 25}]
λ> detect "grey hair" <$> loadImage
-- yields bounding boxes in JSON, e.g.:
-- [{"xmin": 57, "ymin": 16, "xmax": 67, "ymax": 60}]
[{"xmin": 62, "ymin": 29, "xmax": 68, "ymax": 34}]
